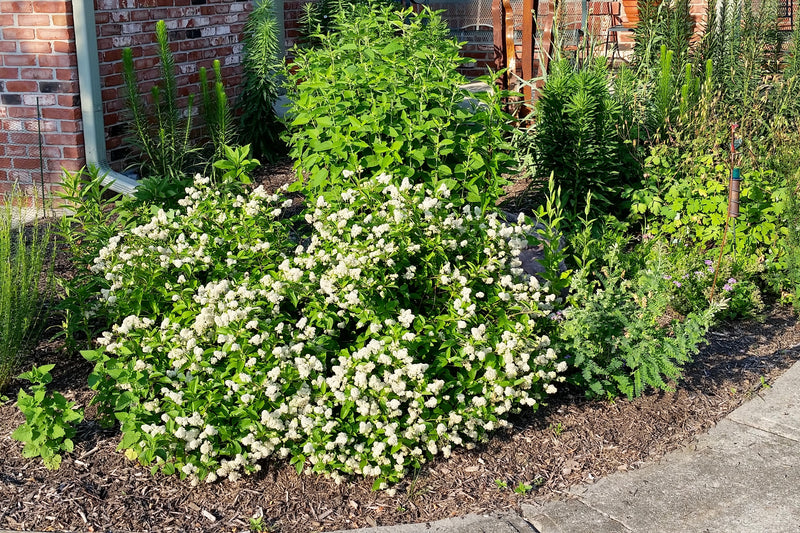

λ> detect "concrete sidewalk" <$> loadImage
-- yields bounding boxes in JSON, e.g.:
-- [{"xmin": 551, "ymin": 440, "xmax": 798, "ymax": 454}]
[{"xmin": 332, "ymin": 359, "xmax": 800, "ymax": 533}]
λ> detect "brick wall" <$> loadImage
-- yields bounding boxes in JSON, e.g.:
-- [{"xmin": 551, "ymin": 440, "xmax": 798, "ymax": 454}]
[
  {"xmin": 94, "ymin": 0, "xmax": 253, "ymax": 168},
  {"xmin": 0, "ymin": 0, "xmax": 81, "ymax": 198},
  {"xmin": 0, "ymin": 0, "xmax": 252, "ymax": 198}
]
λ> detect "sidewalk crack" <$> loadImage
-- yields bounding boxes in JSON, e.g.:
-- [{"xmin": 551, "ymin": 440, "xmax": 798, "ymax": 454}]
[
  {"xmin": 727, "ymin": 418, "xmax": 800, "ymax": 444},
  {"xmin": 573, "ymin": 497, "xmax": 634, "ymax": 531}
]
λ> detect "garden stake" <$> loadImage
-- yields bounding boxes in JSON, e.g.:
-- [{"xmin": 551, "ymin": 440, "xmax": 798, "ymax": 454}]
[
  {"xmin": 710, "ymin": 123, "xmax": 741, "ymax": 304},
  {"xmin": 36, "ymin": 97, "xmax": 48, "ymax": 216}
]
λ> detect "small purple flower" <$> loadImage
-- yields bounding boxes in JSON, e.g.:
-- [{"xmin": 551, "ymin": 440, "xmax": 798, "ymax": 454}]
[
  {"xmin": 682, "ymin": 274, "xmax": 690, "ymax": 279},
  {"xmin": 727, "ymin": 278, "xmax": 737, "ymax": 285},
  {"xmin": 694, "ymin": 271, "xmax": 703, "ymax": 277},
  {"xmin": 663, "ymin": 274, "xmax": 672, "ymax": 280},
  {"xmin": 704, "ymin": 260, "xmax": 713, "ymax": 266},
  {"xmin": 673, "ymin": 281, "xmax": 682, "ymax": 287},
  {"xmin": 708, "ymin": 266, "xmax": 715, "ymax": 273},
  {"xmin": 723, "ymin": 284, "xmax": 733, "ymax": 292}
]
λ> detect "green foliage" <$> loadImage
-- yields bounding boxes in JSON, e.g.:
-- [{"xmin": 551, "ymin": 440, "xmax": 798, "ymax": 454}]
[
  {"xmin": 212, "ymin": 144, "xmax": 259, "ymax": 186},
  {"xmin": 631, "ymin": 141, "xmax": 789, "ymax": 300},
  {"xmin": 633, "ymin": 0, "xmax": 693, "ymax": 71},
  {"xmin": 514, "ymin": 481, "xmax": 533, "ymax": 494},
  {"xmin": 122, "ymin": 20, "xmax": 241, "ymax": 208},
  {"xmin": 698, "ymin": 0, "xmax": 786, "ymax": 121},
  {"xmin": 0, "ymin": 190, "xmax": 52, "ymax": 391},
  {"xmin": 200, "ymin": 60, "xmax": 237, "ymax": 166},
  {"xmin": 297, "ymin": 0, "xmax": 392, "ymax": 47},
  {"xmin": 55, "ymin": 166, "xmax": 142, "ymax": 351},
  {"xmin": 122, "ymin": 21, "xmax": 197, "ymax": 185},
  {"xmin": 285, "ymin": 5, "xmax": 514, "ymax": 209},
  {"xmin": 786, "ymin": 163, "xmax": 800, "ymax": 311},
  {"xmin": 557, "ymin": 241, "xmax": 717, "ymax": 399},
  {"xmin": 238, "ymin": 0, "xmax": 285, "ymax": 161},
  {"xmin": 11, "ymin": 364, "xmax": 84, "ymax": 470},
  {"xmin": 523, "ymin": 58, "xmax": 636, "ymax": 217},
  {"xmin": 81, "ymin": 170, "xmax": 567, "ymax": 486}
]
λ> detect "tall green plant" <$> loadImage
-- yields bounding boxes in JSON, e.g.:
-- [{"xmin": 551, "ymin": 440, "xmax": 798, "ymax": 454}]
[
  {"xmin": 285, "ymin": 5, "xmax": 514, "ymax": 208},
  {"xmin": 238, "ymin": 0, "xmax": 284, "ymax": 161},
  {"xmin": 56, "ymin": 167, "xmax": 140, "ymax": 352},
  {"xmin": 0, "ymin": 190, "xmax": 52, "ymax": 391},
  {"xmin": 200, "ymin": 59, "xmax": 237, "ymax": 165},
  {"xmin": 121, "ymin": 20, "xmax": 196, "ymax": 183},
  {"xmin": 633, "ymin": 0, "xmax": 693, "ymax": 72},
  {"xmin": 525, "ymin": 58, "xmax": 634, "ymax": 217}
]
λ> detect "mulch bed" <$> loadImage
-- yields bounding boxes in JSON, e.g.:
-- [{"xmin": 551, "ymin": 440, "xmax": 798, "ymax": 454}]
[{"xmin": 1, "ymin": 162, "xmax": 799, "ymax": 532}]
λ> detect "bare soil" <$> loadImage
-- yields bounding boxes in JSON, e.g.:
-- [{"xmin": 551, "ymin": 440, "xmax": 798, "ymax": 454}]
[{"xmin": 2, "ymin": 162, "xmax": 799, "ymax": 533}]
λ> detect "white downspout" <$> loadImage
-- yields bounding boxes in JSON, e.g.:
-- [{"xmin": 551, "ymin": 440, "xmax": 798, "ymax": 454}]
[{"xmin": 72, "ymin": 0, "xmax": 138, "ymax": 195}]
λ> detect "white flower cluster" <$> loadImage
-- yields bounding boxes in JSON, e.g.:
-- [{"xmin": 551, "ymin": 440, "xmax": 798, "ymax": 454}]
[{"xmin": 89, "ymin": 171, "xmax": 567, "ymax": 486}]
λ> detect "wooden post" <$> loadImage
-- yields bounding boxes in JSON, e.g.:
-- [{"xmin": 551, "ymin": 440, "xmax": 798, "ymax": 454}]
[
  {"xmin": 537, "ymin": 0, "xmax": 555, "ymax": 89},
  {"xmin": 492, "ymin": 0, "xmax": 509, "ymax": 89},
  {"xmin": 521, "ymin": 0, "xmax": 537, "ymax": 105}
]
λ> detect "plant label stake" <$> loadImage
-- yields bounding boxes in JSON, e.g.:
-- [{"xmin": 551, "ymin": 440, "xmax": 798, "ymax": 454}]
[{"xmin": 710, "ymin": 123, "xmax": 741, "ymax": 303}]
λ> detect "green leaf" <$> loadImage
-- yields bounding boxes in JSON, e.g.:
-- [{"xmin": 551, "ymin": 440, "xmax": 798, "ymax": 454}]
[
  {"xmin": 381, "ymin": 39, "xmax": 403, "ymax": 56},
  {"xmin": 11, "ymin": 425, "xmax": 33, "ymax": 443}
]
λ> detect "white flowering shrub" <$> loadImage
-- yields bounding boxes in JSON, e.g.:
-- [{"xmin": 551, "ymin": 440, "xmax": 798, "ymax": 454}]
[{"xmin": 83, "ymin": 172, "xmax": 566, "ymax": 487}]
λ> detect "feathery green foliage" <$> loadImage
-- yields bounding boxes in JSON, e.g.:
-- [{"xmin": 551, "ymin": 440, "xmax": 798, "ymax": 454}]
[
  {"xmin": 121, "ymin": 20, "xmax": 196, "ymax": 191},
  {"xmin": 0, "ymin": 191, "xmax": 52, "ymax": 391},
  {"xmin": 524, "ymin": 58, "xmax": 634, "ymax": 218},
  {"xmin": 200, "ymin": 60, "xmax": 237, "ymax": 165},
  {"xmin": 238, "ymin": 0, "xmax": 284, "ymax": 161}
]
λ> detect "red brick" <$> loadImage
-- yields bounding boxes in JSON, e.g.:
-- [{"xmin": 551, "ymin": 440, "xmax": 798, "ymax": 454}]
[
  {"xmin": 19, "ymin": 41, "xmax": 52, "ymax": 53},
  {"xmin": 100, "ymin": 24, "xmax": 122, "ymax": 36},
  {"xmin": 24, "ymin": 118, "xmax": 56, "ymax": 132},
  {"xmin": 60, "ymin": 120, "xmax": 82, "ymax": 133},
  {"xmin": 0, "ymin": 158, "xmax": 11, "ymax": 168},
  {"xmin": 17, "ymin": 14, "xmax": 50, "ymax": 25},
  {"xmin": 43, "ymin": 132, "xmax": 79, "ymax": 145},
  {"xmin": 103, "ymin": 74, "xmax": 123, "ymax": 88},
  {"xmin": 57, "ymin": 94, "xmax": 79, "ymax": 107},
  {"xmin": 7, "ymin": 109, "xmax": 36, "ymax": 121},
  {"xmin": 53, "ymin": 40, "xmax": 75, "ymax": 53},
  {"xmin": 3, "ymin": 28, "xmax": 35, "ymax": 40},
  {"xmin": 55, "ymin": 68, "xmax": 78, "ymax": 80},
  {"xmin": 51, "ymin": 13, "xmax": 72, "ymax": 25},
  {"xmin": 39, "ymin": 54, "xmax": 76, "ymax": 67},
  {"xmin": 0, "ymin": 41, "xmax": 16, "ymax": 53},
  {"xmin": 13, "ymin": 158, "xmax": 43, "ymax": 170},
  {"xmin": 0, "ymin": 67, "xmax": 18, "ymax": 78},
  {"xmin": 0, "ymin": 1, "xmax": 34, "ymax": 13},
  {"xmin": 49, "ymin": 158, "xmax": 82, "ymax": 172},
  {"xmin": 5, "ymin": 145, "xmax": 27, "ymax": 156},
  {"xmin": 42, "ymin": 107, "xmax": 79, "ymax": 120},
  {"xmin": 62, "ymin": 145, "xmax": 84, "ymax": 159},
  {"xmin": 20, "ymin": 67, "xmax": 53, "ymax": 79},
  {"xmin": 5, "ymin": 80, "xmax": 38, "ymax": 92},
  {"xmin": 35, "ymin": 27, "xmax": 71, "ymax": 40},
  {"xmin": 32, "ymin": 1, "xmax": 68, "ymax": 13},
  {"xmin": 40, "ymin": 146, "xmax": 61, "ymax": 158},
  {"xmin": 5, "ymin": 54, "xmax": 37, "ymax": 67}
]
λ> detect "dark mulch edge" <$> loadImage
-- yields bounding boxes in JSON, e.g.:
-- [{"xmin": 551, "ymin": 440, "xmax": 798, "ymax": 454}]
[{"xmin": 2, "ymin": 162, "xmax": 799, "ymax": 533}]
